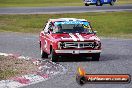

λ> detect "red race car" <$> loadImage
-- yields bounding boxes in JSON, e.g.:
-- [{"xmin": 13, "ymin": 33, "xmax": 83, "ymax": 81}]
[{"xmin": 39, "ymin": 18, "xmax": 101, "ymax": 62}]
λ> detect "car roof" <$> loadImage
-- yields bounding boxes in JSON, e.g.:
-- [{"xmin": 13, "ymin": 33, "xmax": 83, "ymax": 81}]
[{"xmin": 49, "ymin": 18, "xmax": 87, "ymax": 22}]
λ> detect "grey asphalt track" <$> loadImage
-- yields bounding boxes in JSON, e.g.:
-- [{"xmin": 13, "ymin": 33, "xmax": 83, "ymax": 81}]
[
  {"xmin": 0, "ymin": 32, "xmax": 131, "ymax": 88},
  {"xmin": 0, "ymin": 4, "xmax": 132, "ymax": 14}
]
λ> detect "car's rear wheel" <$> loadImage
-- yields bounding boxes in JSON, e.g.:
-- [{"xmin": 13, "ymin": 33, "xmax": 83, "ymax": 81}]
[
  {"xmin": 96, "ymin": 0, "xmax": 102, "ymax": 6},
  {"xmin": 110, "ymin": 0, "xmax": 114, "ymax": 6},
  {"xmin": 49, "ymin": 49, "xmax": 58, "ymax": 62},
  {"xmin": 92, "ymin": 53, "xmax": 100, "ymax": 61},
  {"xmin": 85, "ymin": 3, "xmax": 89, "ymax": 6}
]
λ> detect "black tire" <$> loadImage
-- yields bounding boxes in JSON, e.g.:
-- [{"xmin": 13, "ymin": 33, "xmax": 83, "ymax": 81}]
[
  {"xmin": 110, "ymin": 0, "xmax": 114, "ymax": 6},
  {"xmin": 96, "ymin": 0, "xmax": 102, "ymax": 6},
  {"xmin": 92, "ymin": 53, "xmax": 100, "ymax": 61},
  {"xmin": 49, "ymin": 49, "xmax": 58, "ymax": 62},
  {"xmin": 85, "ymin": 3, "xmax": 89, "ymax": 6},
  {"xmin": 40, "ymin": 42, "xmax": 48, "ymax": 58},
  {"xmin": 40, "ymin": 48, "xmax": 48, "ymax": 58}
]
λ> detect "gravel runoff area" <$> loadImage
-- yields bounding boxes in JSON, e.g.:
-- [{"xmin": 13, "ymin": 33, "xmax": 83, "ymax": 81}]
[
  {"xmin": 0, "ymin": 52, "xmax": 66, "ymax": 88},
  {"xmin": 0, "ymin": 55, "xmax": 38, "ymax": 80}
]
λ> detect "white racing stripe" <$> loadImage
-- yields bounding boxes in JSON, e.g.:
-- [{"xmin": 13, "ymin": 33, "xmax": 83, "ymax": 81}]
[
  {"xmin": 76, "ymin": 33, "xmax": 84, "ymax": 41},
  {"xmin": 61, "ymin": 37, "xmax": 73, "ymax": 40},
  {"xmin": 69, "ymin": 33, "xmax": 77, "ymax": 41}
]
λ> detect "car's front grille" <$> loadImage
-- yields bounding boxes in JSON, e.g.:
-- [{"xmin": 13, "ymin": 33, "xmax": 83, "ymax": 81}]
[{"xmin": 63, "ymin": 42, "xmax": 94, "ymax": 48}]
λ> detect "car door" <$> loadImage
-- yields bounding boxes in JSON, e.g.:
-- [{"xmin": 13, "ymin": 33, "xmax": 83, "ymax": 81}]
[{"xmin": 41, "ymin": 21, "xmax": 50, "ymax": 53}]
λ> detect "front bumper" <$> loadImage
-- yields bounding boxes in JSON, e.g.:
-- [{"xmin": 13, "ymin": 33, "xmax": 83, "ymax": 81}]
[{"xmin": 55, "ymin": 50, "xmax": 101, "ymax": 54}]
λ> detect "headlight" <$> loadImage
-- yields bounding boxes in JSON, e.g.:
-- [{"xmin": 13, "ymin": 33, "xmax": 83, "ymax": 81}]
[
  {"xmin": 93, "ymin": 41, "xmax": 101, "ymax": 49},
  {"xmin": 58, "ymin": 42, "xmax": 65, "ymax": 49}
]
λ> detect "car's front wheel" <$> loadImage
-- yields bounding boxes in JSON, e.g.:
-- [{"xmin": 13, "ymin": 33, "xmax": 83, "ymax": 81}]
[
  {"xmin": 41, "ymin": 48, "xmax": 48, "ymax": 58},
  {"xmin": 40, "ymin": 42, "xmax": 48, "ymax": 58},
  {"xmin": 49, "ymin": 49, "xmax": 58, "ymax": 62},
  {"xmin": 92, "ymin": 53, "xmax": 100, "ymax": 61}
]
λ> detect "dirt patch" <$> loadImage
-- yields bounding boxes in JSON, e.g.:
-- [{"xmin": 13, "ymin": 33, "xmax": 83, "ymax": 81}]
[{"xmin": 0, "ymin": 55, "xmax": 38, "ymax": 80}]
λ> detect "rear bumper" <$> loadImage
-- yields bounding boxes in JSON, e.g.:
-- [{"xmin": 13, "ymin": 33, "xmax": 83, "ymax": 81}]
[
  {"xmin": 55, "ymin": 50, "xmax": 101, "ymax": 54},
  {"xmin": 84, "ymin": 2, "xmax": 95, "ymax": 4},
  {"xmin": 84, "ymin": 1, "xmax": 95, "ymax": 4}
]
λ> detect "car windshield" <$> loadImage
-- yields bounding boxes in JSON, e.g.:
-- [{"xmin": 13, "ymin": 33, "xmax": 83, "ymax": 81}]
[{"xmin": 53, "ymin": 21, "xmax": 93, "ymax": 34}]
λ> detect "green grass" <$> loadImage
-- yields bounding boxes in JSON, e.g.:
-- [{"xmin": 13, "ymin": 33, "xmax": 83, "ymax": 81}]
[
  {"xmin": 0, "ymin": 12, "xmax": 132, "ymax": 38},
  {"xmin": 0, "ymin": 0, "xmax": 131, "ymax": 7},
  {"xmin": 0, "ymin": 0, "xmax": 82, "ymax": 7},
  {"xmin": 116, "ymin": 0, "xmax": 132, "ymax": 5}
]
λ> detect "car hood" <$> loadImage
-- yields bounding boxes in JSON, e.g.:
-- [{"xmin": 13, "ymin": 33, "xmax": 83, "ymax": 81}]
[{"xmin": 51, "ymin": 33, "xmax": 100, "ymax": 42}]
